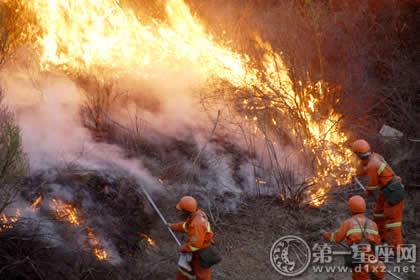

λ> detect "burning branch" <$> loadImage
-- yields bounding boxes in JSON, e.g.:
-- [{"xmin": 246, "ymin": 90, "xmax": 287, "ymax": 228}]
[
  {"xmin": 31, "ymin": 195, "xmax": 42, "ymax": 210},
  {"xmin": 0, "ymin": 209, "xmax": 21, "ymax": 233},
  {"xmin": 139, "ymin": 232, "xmax": 156, "ymax": 247},
  {"xmin": 49, "ymin": 198, "xmax": 109, "ymax": 261},
  {"xmin": 86, "ymin": 228, "xmax": 108, "ymax": 261},
  {"xmin": 50, "ymin": 199, "xmax": 81, "ymax": 226}
]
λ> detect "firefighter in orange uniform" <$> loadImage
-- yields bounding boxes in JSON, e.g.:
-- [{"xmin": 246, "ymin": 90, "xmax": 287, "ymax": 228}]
[
  {"xmin": 323, "ymin": 196, "xmax": 385, "ymax": 280},
  {"xmin": 170, "ymin": 196, "xmax": 214, "ymax": 280},
  {"xmin": 352, "ymin": 139, "xmax": 405, "ymax": 251}
]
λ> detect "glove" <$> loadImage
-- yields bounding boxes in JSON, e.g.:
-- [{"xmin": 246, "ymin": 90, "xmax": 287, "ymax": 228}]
[
  {"xmin": 180, "ymin": 244, "xmax": 191, "ymax": 253},
  {"xmin": 168, "ymin": 223, "xmax": 178, "ymax": 231},
  {"xmin": 322, "ymin": 231, "xmax": 331, "ymax": 241},
  {"xmin": 178, "ymin": 253, "xmax": 192, "ymax": 272}
]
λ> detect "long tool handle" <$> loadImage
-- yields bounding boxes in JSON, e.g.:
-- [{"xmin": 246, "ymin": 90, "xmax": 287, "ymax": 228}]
[
  {"xmin": 336, "ymin": 243, "xmax": 403, "ymax": 280},
  {"xmin": 354, "ymin": 177, "xmax": 366, "ymax": 191},
  {"xmin": 135, "ymin": 186, "xmax": 182, "ymax": 247}
]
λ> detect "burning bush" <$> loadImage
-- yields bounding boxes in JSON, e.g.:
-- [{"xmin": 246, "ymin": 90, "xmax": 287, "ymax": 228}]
[{"xmin": 0, "ymin": 0, "xmax": 417, "ymax": 278}]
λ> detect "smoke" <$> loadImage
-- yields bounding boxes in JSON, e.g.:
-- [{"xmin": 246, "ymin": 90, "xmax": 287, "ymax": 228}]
[
  {"xmin": 0, "ymin": 59, "xmax": 194, "ymax": 169},
  {"xmin": 0, "ymin": 52, "xmax": 263, "ymax": 262},
  {"xmin": 0, "ymin": 52, "xmax": 304, "ymax": 209},
  {"xmin": 0, "ymin": 0, "xmax": 304, "ymax": 263},
  {"xmin": 0, "ymin": 0, "xmax": 306, "ymax": 202}
]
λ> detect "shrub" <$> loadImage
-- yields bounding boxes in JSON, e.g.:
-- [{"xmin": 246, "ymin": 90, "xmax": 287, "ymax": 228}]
[{"xmin": 0, "ymin": 89, "xmax": 28, "ymax": 212}]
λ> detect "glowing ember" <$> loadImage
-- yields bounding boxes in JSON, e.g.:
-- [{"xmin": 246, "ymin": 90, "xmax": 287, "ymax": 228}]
[
  {"xmin": 86, "ymin": 228, "xmax": 108, "ymax": 261},
  {"xmin": 0, "ymin": 209, "xmax": 21, "ymax": 233},
  {"xmin": 6, "ymin": 0, "xmax": 355, "ymax": 206},
  {"xmin": 256, "ymin": 178, "xmax": 267, "ymax": 185},
  {"xmin": 50, "ymin": 199, "xmax": 81, "ymax": 226},
  {"xmin": 31, "ymin": 195, "xmax": 43, "ymax": 210},
  {"xmin": 49, "ymin": 198, "xmax": 108, "ymax": 260},
  {"xmin": 140, "ymin": 233, "xmax": 156, "ymax": 246}
]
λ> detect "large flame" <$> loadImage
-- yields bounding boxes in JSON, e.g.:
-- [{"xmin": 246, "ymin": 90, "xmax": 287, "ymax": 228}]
[
  {"xmin": 5, "ymin": 0, "xmax": 354, "ymax": 205},
  {"xmin": 13, "ymin": 0, "xmax": 250, "ymax": 83}
]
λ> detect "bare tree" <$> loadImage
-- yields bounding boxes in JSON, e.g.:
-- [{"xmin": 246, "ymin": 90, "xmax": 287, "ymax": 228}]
[{"xmin": 78, "ymin": 76, "xmax": 123, "ymax": 140}]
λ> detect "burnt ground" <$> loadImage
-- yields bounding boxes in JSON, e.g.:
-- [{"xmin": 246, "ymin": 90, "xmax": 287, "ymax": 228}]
[
  {"xmin": 142, "ymin": 189, "xmax": 420, "ymax": 280},
  {"xmin": 0, "ymin": 168, "xmax": 419, "ymax": 279}
]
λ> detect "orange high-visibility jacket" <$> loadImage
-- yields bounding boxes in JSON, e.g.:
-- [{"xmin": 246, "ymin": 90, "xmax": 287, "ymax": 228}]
[
  {"xmin": 324, "ymin": 214, "xmax": 381, "ymax": 245},
  {"xmin": 171, "ymin": 209, "xmax": 214, "ymax": 252},
  {"xmin": 357, "ymin": 153, "xmax": 396, "ymax": 192}
]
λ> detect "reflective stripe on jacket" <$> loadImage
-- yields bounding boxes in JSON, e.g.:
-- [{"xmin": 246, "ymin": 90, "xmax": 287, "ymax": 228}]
[
  {"xmin": 327, "ymin": 214, "xmax": 381, "ymax": 246},
  {"xmin": 385, "ymin": 221, "xmax": 402, "ymax": 229},
  {"xmin": 358, "ymin": 153, "xmax": 396, "ymax": 190},
  {"xmin": 171, "ymin": 209, "xmax": 214, "ymax": 252}
]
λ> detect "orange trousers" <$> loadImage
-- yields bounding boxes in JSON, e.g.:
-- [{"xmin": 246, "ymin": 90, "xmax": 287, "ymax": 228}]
[
  {"xmin": 373, "ymin": 192, "xmax": 403, "ymax": 250},
  {"xmin": 176, "ymin": 253, "xmax": 211, "ymax": 280}
]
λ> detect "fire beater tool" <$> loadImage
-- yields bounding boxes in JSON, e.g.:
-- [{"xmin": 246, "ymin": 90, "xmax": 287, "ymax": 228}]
[
  {"xmin": 132, "ymin": 185, "xmax": 193, "ymax": 275},
  {"xmin": 354, "ymin": 177, "xmax": 366, "ymax": 192}
]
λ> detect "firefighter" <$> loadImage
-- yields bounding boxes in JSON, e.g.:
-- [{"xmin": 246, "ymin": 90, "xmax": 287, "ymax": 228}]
[
  {"xmin": 169, "ymin": 196, "xmax": 214, "ymax": 280},
  {"xmin": 323, "ymin": 195, "xmax": 385, "ymax": 280},
  {"xmin": 352, "ymin": 139, "xmax": 405, "ymax": 251}
]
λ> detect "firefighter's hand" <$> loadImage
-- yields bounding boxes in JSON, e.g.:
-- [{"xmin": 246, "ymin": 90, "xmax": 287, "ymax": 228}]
[
  {"xmin": 168, "ymin": 223, "xmax": 176, "ymax": 230},
  {"xmin": 322, "ymin": 231, "xmax": 330, "ymax": 241},
  {"xmin": 179, "ymin": 245, "xmax": 189, "ymax": 253}
]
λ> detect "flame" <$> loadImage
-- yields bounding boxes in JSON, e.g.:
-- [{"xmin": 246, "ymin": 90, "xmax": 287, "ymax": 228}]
[
  {"xmin": 6, "ymin": 0, "xmax": 355, "ymax": 206},
  {"xmin": 0, "ymin": 209, "xmax": 21, "ymax": 233},
  {"xmin": 12, "ymin": 0, "xmax": 250, "ymax": 83},
  {"xmin": 0, "ymin": 196, "xmax": 108, "ymax": 260},
  {"xmin": 49, "ymin": 198, "xmax": 108, "ymax": 260},
  {"xmin": 86, "ymin": 227, "xmax": 108, "ymax": 260},
  {"xmin": 31, "ymin": 195, "xmax": 43, "ymax": 210},
  {"xmin": 140, "ymin": 232, "xmax": 156, "ymax": 246},
  {"xmin": 50, "ymin": 198, "xmax": 81, "ymax": 226}
]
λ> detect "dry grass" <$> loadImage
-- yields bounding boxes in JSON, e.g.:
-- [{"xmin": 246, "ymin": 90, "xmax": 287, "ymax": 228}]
[
  {"xmin": 193, "ymin": 0, "xmax": 419, "ymax": 187},
  {"xmin": 0, "ymin": 171, "xmax": 418, "ymax": 279},
  {"xmin": 135, "ymin": 189, "xmax": 419, "ymax": 280},
  {"xmin": 0, "ymin": 1, "xmax": 418, "ymax": 279}
]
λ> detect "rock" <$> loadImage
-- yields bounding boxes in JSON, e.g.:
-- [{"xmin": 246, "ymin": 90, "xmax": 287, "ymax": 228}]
[{"xmin": 379, "ymin": 124, "xmax": 403, "ymax": 139}]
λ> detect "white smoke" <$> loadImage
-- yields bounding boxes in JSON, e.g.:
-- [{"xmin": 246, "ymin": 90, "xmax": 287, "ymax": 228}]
[{"xmin": 0, "ymin": 43, "xmax": 305, "ymax": 264}]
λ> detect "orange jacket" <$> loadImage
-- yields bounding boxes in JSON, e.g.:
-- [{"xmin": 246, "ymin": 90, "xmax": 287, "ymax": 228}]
[
  {"xmin": 357, "ymin": 153, "xmax": 396, "ymax": 192},
  {"xmin": 323, "ymin": 214, "xmax": 381, "ymax": 246},
  {"xmin": 170, "ymin": 209, "xmax": 214, "ymax": 252}
]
